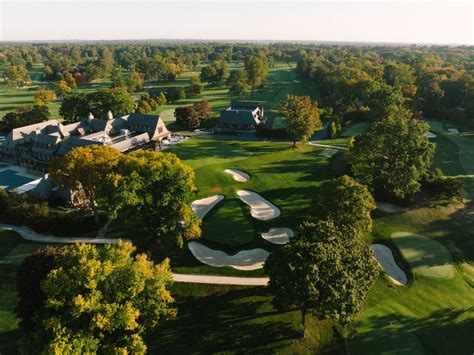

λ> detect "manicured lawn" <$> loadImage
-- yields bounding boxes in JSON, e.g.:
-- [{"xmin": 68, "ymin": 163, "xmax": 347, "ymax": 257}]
[
  {"xmin": 341, "ymin": 121, "xmax": 370, "ymax": 137},
  {"xmin": 150, "ymin": 283, "xmax": 343, "ymax": 354}
]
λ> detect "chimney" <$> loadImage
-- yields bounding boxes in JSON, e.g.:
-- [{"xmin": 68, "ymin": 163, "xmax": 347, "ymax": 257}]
[
  {"xmin": 88, "ymin": 112, "xmax": 94, "ymax": 122},
  {"xmin": 107, "ymin": 110, "xmax": 113, "ymax": 120}
]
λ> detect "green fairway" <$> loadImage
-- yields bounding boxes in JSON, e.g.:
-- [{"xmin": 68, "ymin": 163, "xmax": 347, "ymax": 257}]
[{"xmin": 391, "ymin": 232, "xmax": 455, "ymax": 279}]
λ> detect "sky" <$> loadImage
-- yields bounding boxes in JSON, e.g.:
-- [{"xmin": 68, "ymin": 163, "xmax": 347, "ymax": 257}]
[{"xmin": 0, "ymin": 0, "xmax": 472, "ymax": 44}]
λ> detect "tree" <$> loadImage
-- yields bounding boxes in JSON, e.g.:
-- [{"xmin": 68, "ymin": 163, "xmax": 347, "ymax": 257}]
[
  {"xmin": 54, "ymin": 80, "xmax": 72, "ymax": 97},
  {"xmin": 100, "ymin": 150, "xmax": 201, "ymax": 245},
  {"xmin": 175, "ymin": 106, "xmax": 199, "ymax": 130},
  {"xmin": 127, "ymin": 70, "xmax": 144, "ymax": 93},
  {"xmin": 200, "ymin": 61, "xmax": 228, "ymax": 84},
  {"xmin": 227, "ymin": 69, "xmax": 250, "ymax": 97},
  {"xmin": 188, "ymin": 76, "xmax": 203, "ymax": 95},
  {"xmin": 3, "ymin": 65, "xmax": 30, "ymax": 88},
  {"xmin": 34, "ymin": 90, "xmax": 56, "ymax": 106},
  {"xmin": 59, "ymin": 93, "xmax": 90, "ymax": 122},
  {"xmin": 350, "ymin": 106, "xmax": 435, "ymax": 200},
  {"xmin": 384, "ymin": 61, "xmax": 417, "ymax": 97},
  {"xmin": 265, "ymin": 220, "xmax": 378, "ymax": 337},
  {"xmin": 174, "ymin": 101, "xmax": 210, "ymax": 130},
  {"xmin": 110, "ymin": 66, "xmax": 125, "ymax": 88},
  {"xmin": 49, "ymin": 145, "xmax": 121, "ymax": 225},
  {"xmin": 281, "ymin": 95, "xmax": 321, "ymax": 146},
  {"xmin": 2, "ymin": 105, "xmax": 50, "ymax": 130},
  {"xmin": 244, "ymin": 55, "xmax": 268, "ymax": 89},
  {"xmin": 192, "ymin": 100, "xmax": 211, "ymax": 123},
  {"xmin": 26, "ymin": 242, "xmax": 176, "ymax": 353},
  {"xmin": 311, "ymin": 175, "xmax": 376, "ymax": 235},
  {"xmin": 15, "ymin": 247, "xmax": 61, "ymax": 333},
  {"xmin": 137, "ymin": 99, "xmax": 152, "ymax": 113},
  {"xmin": 155, "ymin": 92, "xmax": 167, "ymax": 106}
]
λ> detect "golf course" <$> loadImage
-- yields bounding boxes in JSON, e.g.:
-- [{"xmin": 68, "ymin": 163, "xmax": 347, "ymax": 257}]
[{"xmin": 0, "ymin": 54, "xmax": 473, "ymax": 353}]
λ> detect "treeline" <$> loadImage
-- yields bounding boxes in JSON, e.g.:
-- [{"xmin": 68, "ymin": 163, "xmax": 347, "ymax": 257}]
[{"xmin": 297, "ymin": 46, "xmax": 474, "ymax": 127}]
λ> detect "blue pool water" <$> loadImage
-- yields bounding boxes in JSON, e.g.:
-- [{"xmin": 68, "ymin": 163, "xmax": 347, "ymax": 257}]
[{"xmin": 0, "ymin": 169, "xmax": 36, "ymax": 191}]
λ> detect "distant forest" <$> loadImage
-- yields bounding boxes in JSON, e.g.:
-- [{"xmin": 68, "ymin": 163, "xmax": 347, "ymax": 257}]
[{"xmin": 1, "ymin": 42, "xmax": 473, "ymax": 127}]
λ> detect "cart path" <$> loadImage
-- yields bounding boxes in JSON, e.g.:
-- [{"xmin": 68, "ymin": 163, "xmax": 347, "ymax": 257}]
[
  {"xmin": 172, "ymin": 273, "xmax": 269, "ymax": 286},
  {"xmin": 0, "ymin": 224, "xmax": 269, "ymax": 286}
]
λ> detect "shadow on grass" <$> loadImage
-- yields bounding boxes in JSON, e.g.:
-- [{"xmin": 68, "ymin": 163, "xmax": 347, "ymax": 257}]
[
  {"xmin": 349, "ymin": 307, "xmax": 474, "ymax": 355},
  {"xmin": 149, "ymin": 287, "xmax": 301, "ymax": 354}
]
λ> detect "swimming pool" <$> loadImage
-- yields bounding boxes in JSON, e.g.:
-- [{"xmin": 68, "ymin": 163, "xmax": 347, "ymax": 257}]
[{"xmin": 0, "ymin": 169, "xmax": 37, "ymax": 191}]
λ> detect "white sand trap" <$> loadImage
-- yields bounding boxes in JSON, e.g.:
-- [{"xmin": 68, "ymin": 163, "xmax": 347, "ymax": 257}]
[
  {"xmin": 448, "ymin": 128, "xmax": 459, "ymax": 134},
  {"xmin": 319, "ymin": 148, "xmax": 339, "ymax": 158},
  {"xmin": 261, "ymin": 228, "xmax": 294, "ymax": 244},
  {"xmin": 371, "ymin": 244, "xmax": 408, "ymax": 286},
  {"xmin": 188, "ymin": 241, "xmax": 269, "ymax": 271},
  {"xmin": 225, "ymin": 169, "xmax": 250, "ymax": 182},
  {"xmin": 191, "ymin": 195, "xmax": 224, "ymax": 219},
  {"xmin": 237, "ymin": 190, "xmax": 280, "ymax": 220},
  {"xmin": 425, "ymin": 131, "xmax": 437, "ymax": 138},
  {"xmin": 376, "ymin": 202, "xmax": 406, "ymax": 214}
]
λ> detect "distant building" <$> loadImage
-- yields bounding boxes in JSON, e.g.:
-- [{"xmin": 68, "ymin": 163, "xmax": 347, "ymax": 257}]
[
  {"xmin": 216, "ymin": 102, "xmax": 264, "ymax": 133},
  {"xmin": 0, "ymin": 112, "xmax": 171, "ymax": 173}
]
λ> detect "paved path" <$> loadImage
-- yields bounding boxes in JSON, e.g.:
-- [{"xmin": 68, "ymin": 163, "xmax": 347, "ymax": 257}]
[
  {"xmin": 172, "ymin": 273, "xmax": 269, "ymax": 286},
  {"xmin": 308, "ymin": 142, "xmax": 348, "ymax": 150},
  {"xmin": 0, "ymin": 224, "xmax": 130, "ymax": 244},
  {"xmin": 0, "ymin": 224, "xmax": 268, "ymax": 286}
]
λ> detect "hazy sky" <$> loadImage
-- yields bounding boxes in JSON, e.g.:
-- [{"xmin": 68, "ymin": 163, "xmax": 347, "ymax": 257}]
[{"xmin": 0, "ymin": 1, "xmax": 472, "ymax": 44}]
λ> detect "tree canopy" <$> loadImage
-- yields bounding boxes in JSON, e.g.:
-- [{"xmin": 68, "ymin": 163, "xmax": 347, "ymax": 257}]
[
  {"xmin": 25, "ymin": 242, "xmax": 176, "ymax": 354},
  {"xmin": 265, "ymin": 220, "xmax": 378, "ymax": 337},
  {"xmin": 311, "ymin": 175, "xmax": 376, "ymax": 235},
  {"xmin": 350, "ymin": 107, "xmax": 435, "ymax": 200},
  {"xmin": 281, "ymin": 95, "xmax": 321, "ymax": 146}
]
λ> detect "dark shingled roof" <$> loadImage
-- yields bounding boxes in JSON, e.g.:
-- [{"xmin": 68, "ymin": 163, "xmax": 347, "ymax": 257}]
[{"xmin": 220, "ymin": 110, "xmax": 259, "ymax": 126}]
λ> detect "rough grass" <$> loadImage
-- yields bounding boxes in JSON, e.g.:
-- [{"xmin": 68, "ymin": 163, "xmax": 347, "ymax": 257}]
[{"xmin": 391, "ymin": 232, "xmax": 455, "ymax": 279}]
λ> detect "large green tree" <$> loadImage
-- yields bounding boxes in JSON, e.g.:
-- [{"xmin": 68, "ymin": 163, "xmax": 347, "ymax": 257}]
[
  {"xmin": 311, "ymin": 175, "xmax": 376, "ymax": 235},
  {"xmin": 350, "ymin": 106, "xmax": 435, "ymax": 200},
  {"xmin": 281, "ymin": 95, "xmax": 321, "ymax": 146},
  {"xmin": 99, "ymin": 150, "xmax": 201, "ymax": 245},
  {"xmin": 26, "ymin": 242, "xmax": 176, "ymax": 354},
  {"xmin": 265, "ymin": 220, "xmax": 378, "ymax": 337},
  {"xmin": 49, "ymin": 145, "xmax": 121, "ymax": 225},
  {"xmin": 244, "ymin": 54, "xmax": 268, "ymax": 89},
  {"xmin": 15, "ymin": 247, "xmax": 61, "ymax": 333},
  {"xmin": 3, "ymin": 65, "xmax": 31, "ymax": 88},
  {"xmin": 227, "ymin": 69, "xmax": 250, "ymax": 97}
]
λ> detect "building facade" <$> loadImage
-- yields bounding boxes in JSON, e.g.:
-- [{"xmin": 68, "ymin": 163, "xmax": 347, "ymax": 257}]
[{"xmin": 0, "ymin": 112, "xmax": 171, "ymax": 173}]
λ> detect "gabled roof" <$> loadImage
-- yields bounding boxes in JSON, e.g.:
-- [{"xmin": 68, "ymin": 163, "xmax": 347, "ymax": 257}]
[
  {"xmin": 10, "ymin": 120, "xmax": 61, "ymax": 141},
  {"xmin": 127, "ymin": 112, "xmax": 162, "ymax": 128},
  {"xmin": 56, "ymin": 136, "xmax": 100, "ymax": 156},
  {"xmin": 230, "ymin": 102, "xmax": 261, "ymax": 111},
  {"xmin": 220, "ymin": 110, "xmax": 259, "ymax": 126}
]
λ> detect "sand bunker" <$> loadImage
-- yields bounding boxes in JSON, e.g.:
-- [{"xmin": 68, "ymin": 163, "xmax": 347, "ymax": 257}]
[
  {"xmin": 371, "ymin": 244, "xmax": 408, "ymax": 286},
  {"xmin": 261, "ymin": 228, "xmax": 294, "ymax": 244},
  {"xmin": 448, "ymin": 128, "xmax": 460, "ymax": 134},
  {"xmin": 376, "ymin": 202, "xmax": 406, "ymax": 214},
  {"xmin": 225, "ymin": 169, "xmax": 250, "ymax": 182},
  {"xmin": 191, "ymin": 195, "xmax": 224, "ymax": 219},
  {"xmin": 425, "ymin": 131, "xmax": 437, "ymax": 138},
  {"xmin": 188, "ymin": 241, "xmax": 269, "ymax": 271},
  {"xmin": 237, "ymin": 190, "xmax": 280, "ymax": 220},
  {"xmin": 391, "ymin": 232, "xmax": 455, "ymax": 279}
]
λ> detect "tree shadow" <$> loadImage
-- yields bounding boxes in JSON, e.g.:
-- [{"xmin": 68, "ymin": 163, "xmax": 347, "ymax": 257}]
[
  {"xmin": 149, "ymin": 287, "xmax": 302, "ymax": 354},
  {"xmin": 349, "ymin": 308, "xmax": 474, "ymax": 355}
]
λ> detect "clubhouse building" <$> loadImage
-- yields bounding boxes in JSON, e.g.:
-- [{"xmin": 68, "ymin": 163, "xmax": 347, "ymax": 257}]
[
  {"xmin": 216, "ymin": 102, "xmax": 264, "ymax": 133},
  {"xmin": 0, "ymin": 111, "xmax": 171, "ymax": 173}
]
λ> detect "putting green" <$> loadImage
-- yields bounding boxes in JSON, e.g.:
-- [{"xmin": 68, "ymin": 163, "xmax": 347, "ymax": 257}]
[
  {"xmin": 391, "ymin": 232, "xmax": 455, "ymax": 279},
  {"xmin": 201, "ymin": 199, "xmax": 257, "ymax": 246}
]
